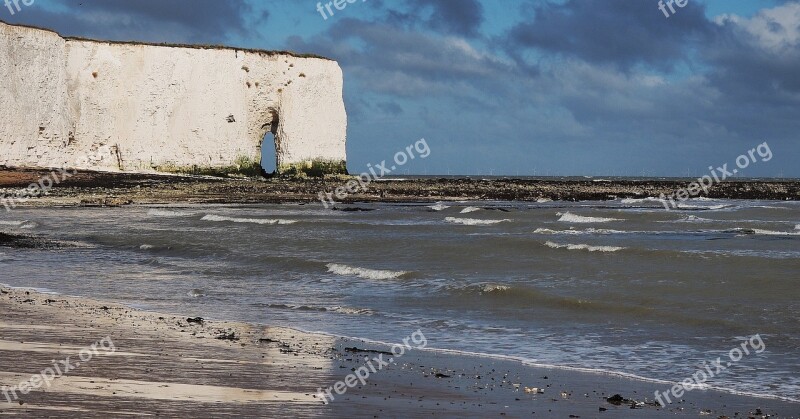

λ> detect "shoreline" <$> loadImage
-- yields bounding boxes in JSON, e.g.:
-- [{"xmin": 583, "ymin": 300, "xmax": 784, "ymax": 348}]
[
  {"xmin": 1, "ymin": 285, "xmax": 797, "ymax": 417},
  {"xmin": 1, "ymin": 168, "xmax": 799, "ymax": 208}
]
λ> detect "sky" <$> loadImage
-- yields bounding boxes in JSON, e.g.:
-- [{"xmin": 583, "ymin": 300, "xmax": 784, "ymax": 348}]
[{"xmin": 2, "ymin": 0, "xmax": 799, "ymax": 177}]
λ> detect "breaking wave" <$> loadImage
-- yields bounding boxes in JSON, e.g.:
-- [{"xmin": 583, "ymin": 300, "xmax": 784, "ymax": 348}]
[
  {"xmin": 621, "ymin": 197, "xmax": 663, "ymax": 204},
  {"xmin": 674, "ymin": 215, "xmax": 714, "ymax": 223},
  {"xmin": 445, "ymin": 217, "xmax": 511, "ymax": 226},
  {"xmin": 265, "ymin": 303, "xmax": 374, "ymax": 315},
  {"xmin": 428, "ymin": 203, "xmax": 450, "ymax": 211},
  {"xmin": 675, "ymin": 204, "xmax": 729, "ymax": 210},
  {"xmin": 326, "ymin": 263, "xmax": 410, "ymax": 280},
  {"xmin": 0, "ymin": 220, "xmax": 36, "ymax": 229},
  {"xmin": 534, "ymin": 228, "xmax": 637, "ymax": 235},
  {"xmin": 147, "ymin": 209, "xmax": 195, "ymax": 217},
  {"xmin": 730, "ymin": 228, "xmax": 800, "ymax": 237},
  {"xmin": 460, "ymin": 206, "xmax": 481, "ymax": 214},
  {"xmin": 544, "ymin": 241, "xmax": 625, "ymax": 252},
  {"xmin": 557, "ymin": 212, "xmax": 622, "ymax": 223},
  {"xmin": 201, "ymin": 215, "xmax": 298, "ymax": 225}
]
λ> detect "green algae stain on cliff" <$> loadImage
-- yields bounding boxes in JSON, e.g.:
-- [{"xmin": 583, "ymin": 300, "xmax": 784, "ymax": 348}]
[
  {"xmin": 152, "ymin": 157, "xmax": 347, "ymax": 178},
  {"xmin": 153, "ymin": 156, "xmax": 263, "ymax": 178},
  {"xmin": 277, "ymin": 160, "xmax": 348, "ymax": 177}
]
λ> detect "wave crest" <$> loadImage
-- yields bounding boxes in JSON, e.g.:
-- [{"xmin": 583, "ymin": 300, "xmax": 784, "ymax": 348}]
[
  {"xmin": 0, "ymin": 220, "xmax": 36, "ymax": 229},
  {"xmin": 621, "ymin": 197, "xmax": 663, "ymax": 204},
  {"xmin": 544, "ymin": 241, "xmax": 625, "ymax": 252},
  {"xmin": 557, "ymin": 212, "xmax": 621, "ymax": 223},
  {"xmin": 147, "ymin": 209, "xmax": 195, "ymax": 217},
  {"xmin": 460, "ymin": 206, "xmax": 481, "ymax": 214},
  {"xmin": 445, "ymin": 217, "xmax": 510, "ymax": 226},
  {"xmin": 201, "ymin": 215, "xmax": 297, "ymax": 225},
  {"xmin": 326, "ymin": 263, "xmax": 410, "ymax": 280}
]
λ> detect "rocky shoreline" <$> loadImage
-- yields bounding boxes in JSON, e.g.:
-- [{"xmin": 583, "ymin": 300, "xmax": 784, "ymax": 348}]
[{"xmin": 1, "ymin": 168, "xmax": 798, "ymax": 207}]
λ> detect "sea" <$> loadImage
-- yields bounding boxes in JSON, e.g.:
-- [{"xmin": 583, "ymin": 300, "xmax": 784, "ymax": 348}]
[{"xmin": 1, "ymin": 195, "xmax": 798, "ymax": 403}]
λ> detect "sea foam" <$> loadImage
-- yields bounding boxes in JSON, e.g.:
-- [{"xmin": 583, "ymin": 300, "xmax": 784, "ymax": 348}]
[
  {"xmin": 147, "ymin": 209, "xmax": 195, "ymax": 217},
  {"xmin": 428, "ymin": 203, "xmax": 450, "ymax": 211},
  {"xmin": 620, "ymin": 197, "xmax": 663, "ymax": 204},
  {"xmin": 326, "ymin": 263, "xmax": 409, "ymax": 280},
  {"xmin": 201, "ymin": 215, "xmax": 297, "ymax": 225},
  {"xmin": 557, "ymin": 212, "xmax": 621, "ymax": 223},
  {"xmin": 445, "ymin": 217, "xmax": 510, "ymax": 226},
  {"xmin": 534, "ymin": 228, "xmax": 631, "ymax": 235},
  {"xmin": 460, "ymin": 207, "xmax": 481, "ymax": 214},
  {"xmin": 544, "ymin": 241, "xmax": 625, "ymax": 252}
]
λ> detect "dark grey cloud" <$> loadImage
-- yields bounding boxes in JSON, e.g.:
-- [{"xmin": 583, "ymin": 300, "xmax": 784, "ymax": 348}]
[
  {"xmin": 506, "ymin": 0, "xmax": 713, "ymax": 70},
  {"xmin": 2, "ymin": 0, "xmax": 259, "ymax": 44},
  {"xmin": 408, "ymin": 0, "xmax": 484, "ymax": 37}
]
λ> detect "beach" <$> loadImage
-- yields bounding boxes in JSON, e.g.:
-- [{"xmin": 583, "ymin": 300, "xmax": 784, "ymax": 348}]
[
  {"xmin": 1, "ymin": 170, "xmax": 799, "ymax": 417},
  {"xmin": 0, "ymin": 286, "xmax": 796, "ymax": 418}
]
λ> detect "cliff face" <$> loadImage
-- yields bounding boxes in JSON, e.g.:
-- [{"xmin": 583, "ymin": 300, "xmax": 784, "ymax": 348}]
[{"xmin": 0, "ymin": 22, "xmax": 347, "ymax": 176}]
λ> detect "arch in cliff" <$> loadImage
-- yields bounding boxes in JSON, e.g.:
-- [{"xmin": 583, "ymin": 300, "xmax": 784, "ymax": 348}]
[{"xmin": 259, "ymin": 109, "xmax": 280, "ymax": 176}]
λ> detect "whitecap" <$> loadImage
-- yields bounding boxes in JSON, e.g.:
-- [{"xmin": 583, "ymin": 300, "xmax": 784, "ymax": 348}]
[
  {"xmin": 750, "ymin": 229, "xmax": 800, "ymax": 236},
  {"xmin": 480, "ymin": 284, "xmax": 511, "ymax": 293},
  {"xmin": 147, "ymin": 209, "xmax": 195, "ymax": 217},
  {"xmin": 557, "ymin": 212, "xmax": 621, "ymax": 223},
  {"xmin": 674, "ymin": 215, "xmax": 713, "ymax": 223},
  {"xmin": 201, "ymin": 215, "xmax": 297, "ymax": 225},
  {"xmin": 534, "ymin": 228, "xmax": 584, "ymax": 235},
  {"xmin": 795, "ymin": 224, "xmax": 799, "ymax": 231},
  {"xmin": 139, "ymin": 244, "xmax": 155, "ymax": 250},
  {"xmin": 534, "ymin": 227, "xmax": 631, "ymax": 235},
  {"xmin": 620, "ymin": 197, "xmax": 663, "ymax": 204},
  {"xmin": 544, "ymin": 241, "xmax": 625, "ymax": 252},
  {"xmin": 445, "ymin": 217, "xmax": 510, "ymax": 226},
  {"xmin": 326, "ymin": 263, "xmax": 409, "ymax": 280},
  {"xmin": 187, "ymin": 289, "xmax": 206, "ymax": 298},
  {"xmin": 460, "ymin": 206, "xmax": 481, "ymax": 214},
  {"xmin": 328, "ymin": 306, "xmax": 375, "ymax": 315},
  {"xmin": 676, "ymin": 204, "xmax": 728, "ymax": 210},
  {"xmin": 428, "ymin": 203, "xmax": 450, "ymax": 211},
  {"xmin": 0, "ymin": 220, "xmax": 27, "ymax": 227},
  {"xmin": 536, "ymin": 198, "xmax": 552, "ymax": 203}
]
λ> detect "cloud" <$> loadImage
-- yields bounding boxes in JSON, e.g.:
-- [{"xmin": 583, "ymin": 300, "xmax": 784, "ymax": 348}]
[
  {"xmin": 408, "ymin": 0, "xmax": 484, "ymax": 37},
  {"xmin": 505, "ymin": 0, "xmax": 713, "ymax": 70},
  {"xmin": 376, "ymin": 101, "xmax": 404, "ymax": 115},
  {"xmin": 288, "ymin": 18, "xmax": 515, "ymax": 100},
  {"xmin": 3, "ymin": 0, "xmax": 259, "ymax": 44},
  {"xmin": 708, "ymin": 2, "xmax": 800, "ymax": 98}
]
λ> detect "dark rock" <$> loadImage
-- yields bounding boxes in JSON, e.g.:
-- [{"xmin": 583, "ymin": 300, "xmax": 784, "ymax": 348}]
[
  {"xmin": 216, "ymin": 331, "xmax": 239, "ymax": 341},
  {"xmin": 186, "ymin": 317, "xmax": 204, "ymax": 325},
  {"xmin": 607, "ymin": 394, "xmax": 626, "ymax": 405},
  {"xmin": 343, "ymin": 347, "xmax": 393, "ymax": 356}
]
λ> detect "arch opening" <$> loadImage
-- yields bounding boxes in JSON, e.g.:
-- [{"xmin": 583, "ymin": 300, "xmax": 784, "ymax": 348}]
[
  {"xmin": 261, "ymin": 132, "xmax": 277, "ymax": 176},
  {"xmin": 259, "ymin": 109, "xmax": 280, "ymax": 178}
]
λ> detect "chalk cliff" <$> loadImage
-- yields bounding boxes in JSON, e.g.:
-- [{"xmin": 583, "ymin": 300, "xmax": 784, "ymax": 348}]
[{"xmin": 0, "ymin": 21, "xmax": 347, "ymax": 176}]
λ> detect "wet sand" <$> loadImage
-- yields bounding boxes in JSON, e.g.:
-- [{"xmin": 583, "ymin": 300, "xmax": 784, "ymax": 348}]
[{"xmin": 0, "ymin": 286, "xmax": 797, "ymax": 418}]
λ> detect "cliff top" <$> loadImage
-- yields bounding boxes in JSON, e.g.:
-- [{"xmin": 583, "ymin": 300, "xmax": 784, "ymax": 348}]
[{"xmin": 0, "ymin": 20, "xmax": 331, "ymax": 61}]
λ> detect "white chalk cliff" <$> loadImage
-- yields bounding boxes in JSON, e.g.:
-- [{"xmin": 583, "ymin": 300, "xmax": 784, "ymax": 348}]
[{"xmin": 0, "ymin": 21, "xmax": 347, "ymax": 176}]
